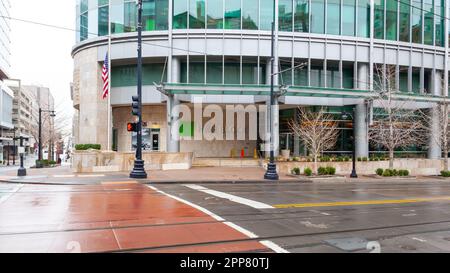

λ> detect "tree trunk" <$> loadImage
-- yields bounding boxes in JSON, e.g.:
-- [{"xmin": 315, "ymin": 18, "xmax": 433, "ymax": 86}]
[
  {"xmin": 389, "ymin": 149, "xmax": 394, "ymax": 169},
  {"xmin": 444, "ymin": 144, "xmax": 448, "ymax": 171},
  {"xmin": 314, "ymin": 154, "xmax": 318, "ymax": 175}
]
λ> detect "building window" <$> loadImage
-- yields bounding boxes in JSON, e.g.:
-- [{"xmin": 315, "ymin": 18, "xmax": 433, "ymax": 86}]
[
  {"xmin": 279, "ymin": 0, "xmax": 293, "ymax": 31},
  {"xmin": 293, "ymin": 0, "xmax": 309, "ymax": 32},
  {"xmin": 98, "ymin": 4, "xmax": 109, "ymax": 36},
  {"xmin": 260, "ymin": 0, "xmax": 275, "ymax": 30},
  {"xmin": 143, "ymin": 0, "xmax": 169, "ymax": 31},
  {"xmin": 173, "ymin": 0, "xmax": 188, "ymax": 29},
  {"xmin": 342, "ymin": 0, "xmax": 355, "ymax": 36},
  {"xmin": 374, "ymin": 0, "xmax": 384, "ymax": 39},
  {"xmin": 435, "ymin": 0, "xmax": 444, "ymax": 46},
  {"xmin": 225, "ymin": 0, "xmax": 241, "ymax": 29},
  {"xmin": 124, "ymin": 1, "xmax": 138, "ymax": 32},
  {"xmin": 243, "ymin": 0, "xmax": 259, "ymax": 30},
  {"xmin": 357, "ymin": 0, "xmax": 370, "ymax": 37},
  {"xmin": 385, "ymin": 0, "xmax": 397, "ymax": 40},
  {"xmin": 412, "ymin": 0, "xmax": 422, "ymax": 43},
  {"xmin": 399, "ymin": 0, "xmax": 410, "ymax": 42},
  {"xmin": 207, "ymin": 0, "xmax": 224, "ymax": 29},
  {"xmin": 423, "ymin": 0, "xmax": 434, "ymax": 45},
  {"xmin": 311, "ymin": 0, "xmax": 325, "ymax": 34},
  {"xmin": 189, "ymin": 0, "xmax": 205, "ymax": 29},
  {"xmin": 327, "ymin": 0, "xmax": 341, "ymax": 35}
]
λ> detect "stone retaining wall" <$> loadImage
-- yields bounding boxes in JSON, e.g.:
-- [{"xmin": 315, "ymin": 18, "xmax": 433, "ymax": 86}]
[{"xmin": 72, "ymin": 150, "xmax": 193, "ymax": 173}]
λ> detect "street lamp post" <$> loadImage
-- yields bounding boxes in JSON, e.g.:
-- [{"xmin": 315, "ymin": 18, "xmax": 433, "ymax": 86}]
[
  {"xmin": 13, "ymin": 128, "xmax": 16, "ymax": 166},
  {"xmin": 17, "ymin": 136, "xmax": 27, "ymax": 177},
  {"xmin": 38, "ymin": 107, "xmax": 56, "ymax": 168},
  {"xmin": 342, "ymin": 107, "xmax": 358, "ymax": 178},
  {"xmin": 130, "ymin": 0, "xmax": 147, "ymax": 179},
  {"xmin": 264, "ymin": 0, "xmax": 279, "ymax": 181}
]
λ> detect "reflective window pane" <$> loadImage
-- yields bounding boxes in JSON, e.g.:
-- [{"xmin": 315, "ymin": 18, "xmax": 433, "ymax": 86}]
[
  {"xmin": 374, "ymin": 0, "xmax": 384, "ymax": 39},
  {"xmin": 423, "ymin": 0, "xmax": 433, "ymax": 45},
  {"xmin": 435, "ymin": 0, "xmax": 444, "ymax": 46},
  {"xmin": 357, "ymin": 0, "xmax": 370, "ymax": 37},
  {"xmin": 342, "ymin": 0, "xmax": 355, "ymax": 36},
  {"xmin": 399, "ymin": 0, "xmax": 410, "ymax": 42},
  {"xmin": 124, "ymin": 1, "xmax": 138, "ymax": 32},
  {"xmin": 207, "ymin": 0, "xmax": 224, "ymax": 29},
  {"xmin": 80, "ymin": 13, "xmax": 88, "ymax": 41},
  {"xmin": 243, "ymin": 0, "xmax": 258, "ymax": 30},
  {"xmin": 412, "ymin": 0, "xmax": 422, "ymax": 43},
  {"xmin": 294, "ymin": 0, "xmax": 309, "ymax": 32},
  {"xmin": 189, "ymin": 0, "xmax": 205, "ymax": 29},
  {"xmin": 311, "ymin": 0, "xmax": 325, "ymax": 34},
  {"xmin": 143, "ymin": 0, "xmax": 169, "ymax": 31},
  {"xmin": 173, "ymin": 0, "xmax": 188, "ymax": 29},
  {"xmin": 327, "ymin": 0, "xmax": 340, "ymax": 35},
  {"xmin": 98, "ymin": 6, "xmax": 109, "ymax": 36},
  {"xmin": 111, "ymin": 0, "xmax": 125, "ymax": 33},
  {"xmin": 385, "ymin": 0, "xmax": 397, "ymax": 40},
  {"xmin": 279, "ymin": 0, "xmax": 293, "ymax": 31},
  {"xmin": 225, "ymin": 0, "xmax": 241, "ymax": 29},
  {"xmin": 260, "ymin": 0, "xmax": 275, "ymax": 30}
]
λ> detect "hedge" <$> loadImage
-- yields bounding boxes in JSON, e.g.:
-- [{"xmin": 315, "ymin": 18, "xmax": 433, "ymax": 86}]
[{"xmin": 75, "ymin": 144, "xmax": 101, "ymax": 151}]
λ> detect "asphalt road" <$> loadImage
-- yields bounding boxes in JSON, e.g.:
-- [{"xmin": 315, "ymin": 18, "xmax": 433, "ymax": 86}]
[{"xmin": 153, "ymin": 181, "xmax": 450, "ymax": 253}]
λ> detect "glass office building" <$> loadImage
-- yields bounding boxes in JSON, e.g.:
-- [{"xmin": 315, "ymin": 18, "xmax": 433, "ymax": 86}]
[{"xmin": 72, "ymin": 0, "xmax": 449, "ymax": 158}]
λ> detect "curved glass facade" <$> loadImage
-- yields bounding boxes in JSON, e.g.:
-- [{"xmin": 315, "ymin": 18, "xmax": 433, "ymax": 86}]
[{"xmin": 76, "ymin": 0, "xmax": 446, "ymax": 47}]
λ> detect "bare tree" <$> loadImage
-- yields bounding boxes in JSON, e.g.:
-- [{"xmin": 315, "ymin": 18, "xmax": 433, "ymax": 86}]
[
  {"xmin": 289, "ymin": 107, "xmax": 340, "ymax": 174},
  {"xmin": 369, "ymin": 65, "xmax": 427, "ymax": 169}
]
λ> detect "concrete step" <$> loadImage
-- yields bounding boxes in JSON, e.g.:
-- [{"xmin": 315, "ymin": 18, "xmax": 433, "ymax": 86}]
[{"xmin": 193, "ymin": 158, "xmax": 262, "ymax": 168}]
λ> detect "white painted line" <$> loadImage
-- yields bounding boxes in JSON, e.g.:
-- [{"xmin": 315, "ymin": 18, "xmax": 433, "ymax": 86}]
[
  {"xmin": 147, "ymin": 185, "xmax": 289, "ymax": 253},
  {"xmin": 411, "ymin": 237, "xmax": 427, "ymax": 243},
  {"xmin": 184, "ymin": 184, "xmax": 274, "ymax": 209},
  {"xmin": 0, "ymin": 184, "xmax": 23, "ymax": 205}
]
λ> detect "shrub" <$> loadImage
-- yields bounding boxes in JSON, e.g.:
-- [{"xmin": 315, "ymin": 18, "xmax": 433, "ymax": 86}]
[
  {"xmin": 304, "ymin": 167, "xmax": 312, "ymax": 176},
  {"xmin": 75, "ymin": 144, "xmax": 101, "ymax": 151},
  {"xmin": 362, "ymin": 157, "xmax": 368, "ymax": 162},
  {"xmin": 325, "ymin": 166, "xmax": 336, "ymax": 175},
  {"xmin": 292, "ymin": 157, "xmax": 300, "ymax": 162},
  {"xmin": 382, "ymin": 169, "xmax": 393, "ymax": 177},
  {"xmin": 441, "ymin": 170, "xmax": 450, "ymax": 177},
  {"xmin": 392, "ymin": 169, "xmax": 398, "ymax": 176},
  {"xmin": 318, "ymin": 167, "xmax": 327, "ymax": 175},
  {"xmin": 49, "ymin": 160, "xmax": 57, "ymax": 165},
  {"xmin": 376, "ymin": 168, "xmax": 384, "ymax": 176},
  {"xmin": 320, "ymin": 156, "xmax": 331, "ymax": 162},
  {"xmin": 291, "ymin": 167, "xmax": 300, "ymax": 175},
  {"xmin": 357, "ymin": 157, "xmax": 362, "ymax": 162},
  {"xmin": 398, "ymin": 170, "xmax": 409, "ymax": 176},
  {"xmin": 343, "ymin": 156, "xmax": 350, "ymax": 162}
]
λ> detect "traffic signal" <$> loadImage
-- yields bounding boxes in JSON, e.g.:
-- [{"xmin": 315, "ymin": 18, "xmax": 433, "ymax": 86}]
[
  {"xmin": 127, "ymin": 122, "xmax": 137, "ymax": 132},
  {"xmin": 131, "ymin": 95, "xmax": 140, "ymax": 116}
]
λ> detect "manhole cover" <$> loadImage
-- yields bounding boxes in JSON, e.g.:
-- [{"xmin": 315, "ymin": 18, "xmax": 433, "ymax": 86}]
[{"xmin": 324, "ymin": 237, "xmax": 368, "ymax": 251}]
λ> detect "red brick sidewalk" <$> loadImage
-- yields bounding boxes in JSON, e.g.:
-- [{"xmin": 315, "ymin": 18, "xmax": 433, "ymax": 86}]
[{"xmin": 0, "ymin": 183, "xmax": 270, "ymax": 253}]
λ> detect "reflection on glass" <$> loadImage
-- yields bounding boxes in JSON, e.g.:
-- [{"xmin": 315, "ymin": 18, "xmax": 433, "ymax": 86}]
[
  {"xmin": 207, "ymin": 0, "xmax": 224, "ymax": 29},
  {"xmin": 357, "ymin": 0, "xmax": 369, "ymax": 37},
  {"xmin": 294, "ymin": 0, "xmax": 309, "ymax": 32},
  {"xmin": 399, "ymin": 0, "xmax": 410, "ymax": 42},
  {"xmin": 143, "ymin": 0, "xmax": 169, "ymax": 31},
  {"xmin": 124, "ymin": 1, "xmax": 137, "ymax": 32},
  {"xmin": 111, "ymin": 0, "xmax": 125, "ymax": 33},
  {"xmin": 279, "ymin": 0, "xmax": 293, "ymax": 31},
  {"xmin": 311, "ymin": 0, "xmax": 325, "ymax": 34},
  {"xmin": 98, "ymin": 6, "xmax": 109, "ymax": 36},
  {"xmin": 225, "ymin": 0, "xmax": 241, "ymax": 29},
  {"xmin": 243, "ymin": 0, "xmax": 258, "ymax": 30},
  {"xmin": 327, "ymin": 0, "xmax": 340, "ymax": 35},
  {"xmin": 260, "ymin": 0, "xmax": 274, "ymax": 30},
  {"xmin": 374, "ymin": 0, "xmax": 384, "ymax": 39},
  {"xmin": 435, "ymin": 0, "xmax": 444, "ymax": 46},
  {"xmin": 423, "ymin": 0, "xmax": 433, "ymax": 45},
  {"xmin": 385, "ymin": 0, "xmax": 397, "ymax": 40},
  {"xmin": 411, "ymin": 0, "xmax": 422, "ymax": 43},
  {"xmin": 173, "ymin": 0, "xmax": 188, "ymax": 29},
  {"xmin": 190, "ymin": 0, "xmax": 205, "ymax": 29}
]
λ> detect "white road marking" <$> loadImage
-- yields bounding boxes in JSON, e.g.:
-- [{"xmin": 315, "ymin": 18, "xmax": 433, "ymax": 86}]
[
  {"xmin": 411, "ymin": 237, "xmax": 427, "ymax": 243},
  {"xmin": 147, "ymin": 185, "xmax": 289, "ymax": 253},
  {"xmin": 0, "ymin": 184, "xmax": 23, "ymax": 205},
  {"xmin": 299, "ymin": 221, "xmax": 328, "ymax": 229},
  {"xmin": 184, "ymin": 184, "xmax": 274, "ymax": 209}
]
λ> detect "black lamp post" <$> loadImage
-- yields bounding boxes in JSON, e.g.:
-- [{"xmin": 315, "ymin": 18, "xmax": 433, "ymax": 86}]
[
  {"xmin": 38, "ymin": 108, "xmax": 56, "ymax": 167},
  {"xmin": 17, "ymin": 136, "xmax": 27, "ymax": 176},
  {"xmin": 342, "ymin": 107, "xmax": 358, "ymax": 178},
  {"xmin": 130, "ymin": 0, "xmax": 147, "ymax": 179},
  {"xmin": 264, "ymin": 0, "xmax": 279, "ymax": 181},
  {"xmin": 12, "ymin": 128, "xmax": 16, "ymax": 166}
]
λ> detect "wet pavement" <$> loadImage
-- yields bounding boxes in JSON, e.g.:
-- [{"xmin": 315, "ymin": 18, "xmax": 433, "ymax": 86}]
[{"xmin": 2, "ymin": 179, "xmax": 450, "ymax": 253}]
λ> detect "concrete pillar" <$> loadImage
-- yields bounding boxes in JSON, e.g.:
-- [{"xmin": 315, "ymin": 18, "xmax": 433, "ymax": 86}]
[
  {"xmin": 356, "ymin": 63, "xmax": 369, "ymax": 157},
  {"xmin": 166, "ymin": 57, "xmax": 180, "ymax": 152},
  {"xmin": 428, "ymin": 71, "xmax": 442, "ymax": 159}
]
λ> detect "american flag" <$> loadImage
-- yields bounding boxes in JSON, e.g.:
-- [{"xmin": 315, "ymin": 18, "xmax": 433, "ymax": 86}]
[{"xmin": 102, "ymin": 52, "xmax": 109, "ymax": 99}]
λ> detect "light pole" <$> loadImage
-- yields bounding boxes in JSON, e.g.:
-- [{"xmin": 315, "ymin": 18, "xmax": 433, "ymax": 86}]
[
  {"xmin": 17, "ymin": 136, "xmax": 27, "ymax": 177},
  {"xmin": 264, "ymin": 0, "xmax": 279, "ymax": 180},
  {"xmin": 342, "ymin": 107, "xmax": 358, "ymax": 178},
  {"xmin": 38, "ymin": 107, "xmax": 56, "ymax": 168},
  {"xmin": 130, "ymin": 0, "xmax": 147, "ymax": 179}
]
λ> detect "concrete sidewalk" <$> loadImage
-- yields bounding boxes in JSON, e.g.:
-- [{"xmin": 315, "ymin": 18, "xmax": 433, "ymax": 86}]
[{"xmin": 0, "ymin": 166, "xmax": 306, "ymax": 185}]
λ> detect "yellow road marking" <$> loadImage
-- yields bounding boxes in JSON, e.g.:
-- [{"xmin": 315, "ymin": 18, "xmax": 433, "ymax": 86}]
[
  {"xmin": 101, "ymin": 181, "xmax": 138, "ymax": 185},
  {"xmin": 273, "ymin": 196, "xmax": 450, "ymax": 209}
]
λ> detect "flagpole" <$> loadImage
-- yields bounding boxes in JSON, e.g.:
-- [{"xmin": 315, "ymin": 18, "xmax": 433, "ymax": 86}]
[{"xmin": 107, "ymin": 0, "xmax": 112, "ymax": 151}]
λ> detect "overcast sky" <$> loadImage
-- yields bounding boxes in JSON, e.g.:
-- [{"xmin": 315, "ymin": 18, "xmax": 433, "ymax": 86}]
[{"xmin": 10, "ymin": 0, "xmax": 76, "ymax": 123}]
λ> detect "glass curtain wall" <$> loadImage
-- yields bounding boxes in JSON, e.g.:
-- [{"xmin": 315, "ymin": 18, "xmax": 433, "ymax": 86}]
[
  {"xmin": 311, "ymin": 0, "xmax": 325, "ymax": 34},
  {"xmin": 385, "ymin": 0, "xmax": 397, "ymax": 40},
  {"xmin": 342, "ymin": 0, "xmax": 355, "ymax": 36},
  {"xmin": 423, "ymin": 0, "xmax": 434, "ymax": 45},
  {"xmin": 207, "ymin": 0, "xmax": 224, "ymax": 29},
  {"xmin": 294, "ymin": 0, "xmax": 309, "ymax": 32},
  {"xmin": 189, "ymin": 0, "xmax": 205, "ymax": 29},
  {"xmin": 225, "ymin": 0, "xmax": 241, "ymax": 29},
  {"xmin": 243, "ymin": 0, "xmax": 259, "ymax": 29},
  {"xmin": 411, "ymin": 0, "xmax": 422, "ymax": 43},
  {"xmin": 357, "ymin": 0, "xmax": 370, "ymax": 37},
  {"xmin": 80, "ymin": 0, "xmax": 89, "ymax": 41},
  {"xmin": 279, "ymin": 0, "xmax": 293, "ymax": 31},
  {"xmin": 327, "ymin": 0, "xmax": 341, "ymax": 35},
  {"xmin": 399, "ymin": 0, "xmax": 410, "ymax": 42}
]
